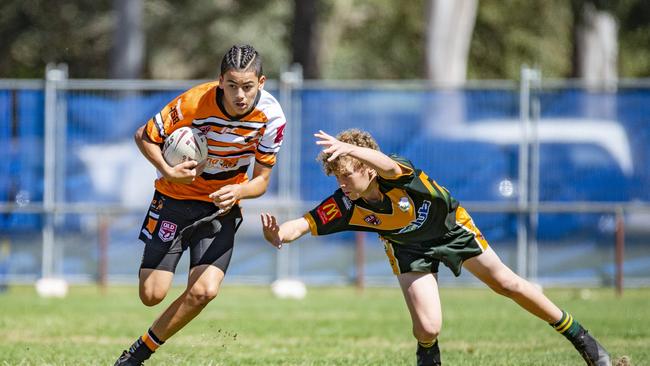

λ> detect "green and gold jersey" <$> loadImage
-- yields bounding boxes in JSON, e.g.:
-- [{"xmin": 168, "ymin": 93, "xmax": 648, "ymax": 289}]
[{"xmin": 304, "ymin": 156, "xmax": 460, "ymax": 245}]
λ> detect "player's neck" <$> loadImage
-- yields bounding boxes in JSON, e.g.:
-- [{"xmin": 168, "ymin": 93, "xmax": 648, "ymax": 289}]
[{"xmin": 361, "ymin": 180, "xmax": 382, "ymax": 203}]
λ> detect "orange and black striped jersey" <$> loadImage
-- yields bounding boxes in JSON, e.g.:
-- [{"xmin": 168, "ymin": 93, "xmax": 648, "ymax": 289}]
[{"xmin": 145, "ymin": 81, "xmax": 286, "ymax": 202}]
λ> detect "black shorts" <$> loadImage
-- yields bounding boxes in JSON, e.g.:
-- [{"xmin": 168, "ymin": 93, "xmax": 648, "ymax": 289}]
[
  {"xmin": 138, "ymin": 191, "xmax": 243, "ymax": 273},
  {"xmin": 383, "ymin": 206, "xmax": 489, "ymax": 277}
]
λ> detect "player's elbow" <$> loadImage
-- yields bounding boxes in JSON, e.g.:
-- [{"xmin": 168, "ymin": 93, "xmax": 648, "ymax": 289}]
[{"xmin": 134, "ymin": 125, "xmax": 145, "ymax": 144}]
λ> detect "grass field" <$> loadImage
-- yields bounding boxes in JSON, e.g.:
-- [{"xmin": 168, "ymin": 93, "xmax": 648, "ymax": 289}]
[{"xmin": 0, "ymin": 285, "xmax": 648, "ymax": 366}]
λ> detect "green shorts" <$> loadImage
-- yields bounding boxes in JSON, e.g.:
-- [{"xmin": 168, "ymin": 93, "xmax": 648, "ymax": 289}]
[{"xmin": 383, "ymin": 206, "xmax": 489, "ymax": 277}]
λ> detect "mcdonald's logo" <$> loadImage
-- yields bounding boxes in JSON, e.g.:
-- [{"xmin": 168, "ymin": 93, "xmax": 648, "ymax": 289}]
[{"xmin": 316, "ymin": 197, "xmax": 342, "ymax": 224}]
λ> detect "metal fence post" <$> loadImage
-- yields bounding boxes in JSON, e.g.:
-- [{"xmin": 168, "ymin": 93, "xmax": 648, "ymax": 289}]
[
  {"xmin": 528, "ymin": 68, "xmax": 542, "ymax": 283},
  {"xmin": 518, "ymin": 66, "xmax": 541, "ymax": 280},
  {"xmin": 276, "ymin": 64, "xmax": 303, "ymax": 280},
  {"xmin": 517, "ymin": 66, "xmax": 531, "ymax": 278},
  {"xmin": 42, "ymin": 63, "xmax": 68, "ymax": 279}
]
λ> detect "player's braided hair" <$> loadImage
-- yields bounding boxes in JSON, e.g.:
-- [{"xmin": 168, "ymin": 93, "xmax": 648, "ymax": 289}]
[
  {"xmin": 220, "ymin": 44, "xmax": 263, "ymax": 76},
  {"xmin": 319, "ymin": 129, "xmax": 380, "ymax": 176}
]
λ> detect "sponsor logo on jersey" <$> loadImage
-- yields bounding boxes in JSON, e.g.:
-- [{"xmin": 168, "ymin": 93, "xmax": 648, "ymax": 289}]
[
  {"xmin": 217, "ymin": 158, "xmax": 238, "ymax": 169},
  {"xmin": 364, "ymin": 214, "xmax": 381, "ymax": 226},
  {"xmin": 169, "ymin": 99, "xmax": 183, "ymax": 124},
  {"xmin": 158, "ymin": 220, "xmax": 178, "ymax": 242},
  {"xmin": 316, "ymin": 197, "xmax": 342, "ymax": 224},
  {"xmin": 398, "ymin": 200, "xmax": 431, "ymax": 234},
  {"xmin": 398, "ymin": 196, "xmax": 410, "ymax": 212},
  {"xmin": 341, "ymin": 195, "xmax": 353, "ymax": 210}
]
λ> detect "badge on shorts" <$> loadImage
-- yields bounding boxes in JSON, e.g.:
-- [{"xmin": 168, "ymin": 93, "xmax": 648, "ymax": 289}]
[{"xmin": 158, "ymin": 220, "xmax": 178, "ymax": 242}]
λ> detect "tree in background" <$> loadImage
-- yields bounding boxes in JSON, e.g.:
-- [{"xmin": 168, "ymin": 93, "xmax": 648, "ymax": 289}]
[
  {"xmin": 110, "ymin": 0, "xmax": 144, "ymax": 79},
  {"xmin": 571, "ymin": 0, "xmax": 618, "ymax": 91},
  {"xmin": 291, "ymin": 0, "xmax": 322, "ymax": 79},
  {"xmin": 425, "ymin": 0, "xmax": 478, "ymax": 87},
  {"xmin": 469, "ymin": 0, "xmax": 574, "ymax": 79},
  {"xmin": 615, "ymin": 0, "xmax": 650, "ymax": 78},
  {"xmin": 0, "ymin": 0, "xmax": 648, "ymax": 79},
  {"xmin": 0, "ymin": 0, "xmax": 113, "ymax": 78},
  {"xmin": 141, "ymin": 0, "xmax": 290, "ymax": 79},
  {"xmin": 320, "ymin": 0, "xmax": 426, "ymax": 79}
]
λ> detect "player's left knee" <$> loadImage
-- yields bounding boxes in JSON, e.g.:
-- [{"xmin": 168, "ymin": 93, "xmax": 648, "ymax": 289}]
[
  {"xmin": 413, "ymin": 322, "xmax": 441, "ymax": 343},
  {"xmin": 186, "ymin": 286, "xmax": 219, "ymax": 307}
]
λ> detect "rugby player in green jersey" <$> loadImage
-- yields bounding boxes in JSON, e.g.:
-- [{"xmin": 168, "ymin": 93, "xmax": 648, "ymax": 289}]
[{"xmin": 261, "ymin": 129, "xmax": 611, "ymax": 366}]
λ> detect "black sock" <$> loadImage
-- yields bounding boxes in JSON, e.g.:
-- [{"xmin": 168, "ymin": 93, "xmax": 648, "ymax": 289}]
[
  {"xmin": 128, "ymin": 328, "xmax": 165, "ymax": 362},
  {"xmin": 417, "ymin": 339, "xmax": 441, "ymax": 366},
  {"xmin": 550, "ymin": 310, "xmax": 584, "ymax": 342}
]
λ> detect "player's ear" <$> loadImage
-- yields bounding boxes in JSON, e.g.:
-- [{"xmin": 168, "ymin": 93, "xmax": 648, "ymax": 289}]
[
  {"xmin": 218, "ymin": 74, "xmax": 225, "ymax": 89},
  {"xmin": 257, "ymin": 75, "xmax": 266, "ymax": 90}
]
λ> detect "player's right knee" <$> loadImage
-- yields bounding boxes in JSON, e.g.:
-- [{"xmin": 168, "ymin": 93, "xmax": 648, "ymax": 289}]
[
  {"xmin": 139, "ymin": 288, "xmax": 167, "ymax": 306},
  {"xmin": 413, "ymin": 323, "xmax": 441, "ymax": 343}
]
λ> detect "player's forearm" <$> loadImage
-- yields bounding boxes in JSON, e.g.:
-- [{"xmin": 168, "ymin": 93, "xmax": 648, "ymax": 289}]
[
  {"xmin": 238, "ymin": 174, "xmax": 270, "ymax": 200},
  {"xmin": 134, "ymin": 126, "xmax": 171, "ymax": 176},
  {"xmin": 278, "ymin": 218, "xmax": 310, "ymax": 243},
  {"xmin": 348, "ymin": 145, "xmax": 402, "ymax": 178}
]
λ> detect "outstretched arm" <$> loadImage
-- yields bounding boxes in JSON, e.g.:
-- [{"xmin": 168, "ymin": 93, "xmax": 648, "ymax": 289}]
[
  {"xmin": 314, "ymin": 130, "xmax": 403, "ymax": 179},
  {"xmin": 261, "ymin": 213, "xmax": 310, "ymax": 249}
]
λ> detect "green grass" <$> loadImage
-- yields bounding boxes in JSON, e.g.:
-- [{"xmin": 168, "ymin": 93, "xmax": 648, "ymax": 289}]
[{"xmin": 0, "ymin": 285, "xmax": 648, "ymax": 365}]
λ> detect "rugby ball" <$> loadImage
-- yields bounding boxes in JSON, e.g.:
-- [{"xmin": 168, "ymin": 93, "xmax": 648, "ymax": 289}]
[{"xmin": 162, "ymin": 127, "xmax": 208, "ymax": 166}]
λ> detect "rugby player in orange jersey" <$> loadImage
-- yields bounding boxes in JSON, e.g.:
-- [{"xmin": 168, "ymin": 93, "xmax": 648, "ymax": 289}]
[
  {"xmin": 261, "ymin": 129, "xmax": 611, "ymax": 366},
  {"xmin": 114, "ymin": 44, "xmax": 287, "ymax": 365}
]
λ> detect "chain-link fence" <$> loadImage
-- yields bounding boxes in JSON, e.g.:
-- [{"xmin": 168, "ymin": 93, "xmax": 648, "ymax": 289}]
[{"xmin": 1, "ymin": 67, "xmax": 649, "ymax": 288}]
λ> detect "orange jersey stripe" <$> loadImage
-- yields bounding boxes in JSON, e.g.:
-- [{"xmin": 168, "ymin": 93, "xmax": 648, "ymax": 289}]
[{"xmin": 145, "ymin": 81, "xmax": 286, "ymax": 201}]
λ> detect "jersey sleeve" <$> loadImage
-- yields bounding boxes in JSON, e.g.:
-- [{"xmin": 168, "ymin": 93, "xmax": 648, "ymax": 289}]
[
  {"xmin": 304, "ymin": 190, "xmax": 354, "ymax": 236},
  {"xmin": 145, "ymin": 91, "xmax": 195, "ymax": 144},
  {"xmin": 255, "ymin": 103, "xmax": 286, "ymax": 168},
  {"xmin": 378, "ymin": 154, "xmax": 416, "ymax": 184}
]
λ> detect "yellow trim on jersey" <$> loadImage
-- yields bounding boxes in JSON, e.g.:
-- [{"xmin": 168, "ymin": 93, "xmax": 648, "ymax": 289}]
[
  {"xmin": 381, "ymin": 161, "xmax": 414, "ymax": 180},
  {"xmin": 349, "ymin": 188, "xmax": 415, "ymax": 230},
  {"xmin": 455, "ymin": 206, "xmax": 489, "ymax": 251},
  {"xmin": 418, "ymin": 172, "xmax": 438, "ymax": 197},
  {"xmin": 382, "ymin": 238, "xmax": 401, "ymax": 275},
  {"xmin": 304, "ymin": 213, "xmax": 318, "ymax": 236}
]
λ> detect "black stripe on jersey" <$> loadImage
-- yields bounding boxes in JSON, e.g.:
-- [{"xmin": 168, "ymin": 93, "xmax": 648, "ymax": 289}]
[
  {"xmin": 201, "ymin": 164, "xmax": 249, "ymax": 180},
  {"xmin": 255, "ymin": 158, "xmax": 274, "ymax": 168},
  {"xmin": 207, "ymin": 150, "xmax": 255, "ymax": 158},
  {"xmin": 193, "ymin": 119, "xmax": 262, "ymax": 131}
]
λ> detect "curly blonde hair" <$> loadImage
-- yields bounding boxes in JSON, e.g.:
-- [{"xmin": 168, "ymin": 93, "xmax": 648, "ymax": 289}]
[{"xmin": 318, "ymin": 129, "xmax": 380, "ymax": 175}]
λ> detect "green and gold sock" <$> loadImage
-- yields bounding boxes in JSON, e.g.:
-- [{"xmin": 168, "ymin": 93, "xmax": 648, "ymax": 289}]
[{"xmin": 550, "ymin": 310, "xmax": 583, "ymax": 341}]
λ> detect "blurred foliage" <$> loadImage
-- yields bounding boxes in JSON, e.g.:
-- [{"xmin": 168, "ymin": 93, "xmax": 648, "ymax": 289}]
[
  {"xmin": 469, "ymin": 0, "xmax": 573, "ymax": 79},
  {"xmin": 615, "ymin": 0, "xmax": 650, "ymax": 78},
  {"xmin": 321, "ymin": 0, "xmax": 427, "ymax": 79},
  {"xmin": 143, "ymin": 0, "xmax": 291, "ymax": 79},
  {"xmin": 0, "ymin": 0, "xmax": 648, "ymax": 79},
  {"xmin": 0, "ymin": 0, "xmax": 113, "ymax": 78}
]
